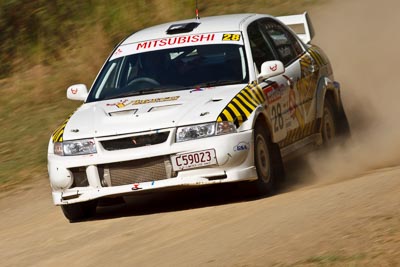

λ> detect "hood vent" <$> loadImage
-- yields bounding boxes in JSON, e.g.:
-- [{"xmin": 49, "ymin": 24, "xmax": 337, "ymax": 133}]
[
  {"xmin": 108, "ymin": 109, "xmax": 138, "ymax": 117},
  {"xmin": 148, "ymin": 104, "xmax": 181, "ymax": 112}
]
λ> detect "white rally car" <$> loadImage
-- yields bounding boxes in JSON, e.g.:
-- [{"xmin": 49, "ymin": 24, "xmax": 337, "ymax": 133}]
[{"xmin": 48, "ymin": 12, "xmax": 349, "ymax": 221}]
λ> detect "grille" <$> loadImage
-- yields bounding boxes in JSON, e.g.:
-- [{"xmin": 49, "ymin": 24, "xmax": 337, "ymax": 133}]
[
  {"xmin": 102, "ymin": 156, "xmax": 174, "ymax": 186},
  {"xmin": 101, "ymin": 132, "xmax": 169, "ymax": 151}
]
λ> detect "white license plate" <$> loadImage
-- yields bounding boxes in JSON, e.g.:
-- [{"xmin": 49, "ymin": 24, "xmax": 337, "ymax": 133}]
[{"xmin": 171, "ymin": 149, "xmax": 217, "ymax": 171}]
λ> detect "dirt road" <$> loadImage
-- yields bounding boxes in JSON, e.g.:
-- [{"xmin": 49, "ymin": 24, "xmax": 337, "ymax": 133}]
[{"xmin": 1, "ymin": 0, "xmax": 400, "ymax": 266}]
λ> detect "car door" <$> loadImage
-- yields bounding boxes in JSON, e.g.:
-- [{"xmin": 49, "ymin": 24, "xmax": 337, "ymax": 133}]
[
  {"xmin": 247, "ymin": 20, "xmax": 290, "ymax": 143},
  {"xmin": 258, "ymin": 18, "xmax": 318, "ymax": 147}
]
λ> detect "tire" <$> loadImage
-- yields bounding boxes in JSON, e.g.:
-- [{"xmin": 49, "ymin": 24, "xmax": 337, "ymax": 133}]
[
  {"xmin": 61, "ymin": 200, "xmax": 98, "ymax": 222},
  {"xmin": 251, "ymin": 123, "xmax": 279, "ymax": 195},
  {"xmin": 321, "ymin": 98, "xmax": 337, "ymax": 145}
]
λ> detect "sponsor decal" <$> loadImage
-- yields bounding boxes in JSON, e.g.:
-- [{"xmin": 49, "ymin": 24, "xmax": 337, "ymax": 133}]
[
  {"xmin": 269, "ymin": 64, "xmax": 278, "ymax": 72},
  {"xmin": 190, "ymin": 88, "xmax": 204, "ymax": 93},
  {"xmin": 114, "ymin": 48, "xmax": 123, "ymax": 56},
  {"xmin": 295, "ymin": 46, "xmax": 328, "ymax": 118},
  {"xmin": 296, "ymin": 53, "xmax": 317, "ymax": 115},
  {"xmin": 308, "ymin": 46, "xmax": 327, "ymax": 67},
  {"xmin": 285, "ymin": 46, "xmax": 326, "ymax": 132},
  {"xmin": 262, "ymin": 82, "xmax": 281, "ymax": 104},
  {"xmin": 190, "ymin": 87, "xmax": 214, "ymax": 93},
  {"xmin": 288, "ymin": 89, "xmax": 297, "ymax": 119},
  {"xmin": 133, "ymin": 96, "xmax": 180, "ymax": 105},
  {"xmin": 217, "ymin": 81, "xmax": 265, "ymax": 128},
  {"xmin": 222, "ymin": 33, "xmax": 241, "ymax": 41},
  {"xmin": 136, "ymin": 34, "xmax": 215, "ymax": 51},
  {"xmin": 233, "ymin": 142, "xmax": 249, "ymax": 152},
  {"xmin": 283, "ymin": 74, "xmax": 305, "ymax": 128},
  {"xmin": 106, "ymin": 99, "xmax": 129, "ymax": 109},
  {"xmin": 107, "ymin": 96, "xmax": 180, "ymax": 109},
  {"xmin": 132, "ymin": 183, "xmax": 142, "ymax": 191},
  {"xmin": 110, "ymin": 32, "xmax": 244, "ymax": 60},
  {"xmin": 70, "ymin": 88, "xmax": 78, "ymax": 94}
]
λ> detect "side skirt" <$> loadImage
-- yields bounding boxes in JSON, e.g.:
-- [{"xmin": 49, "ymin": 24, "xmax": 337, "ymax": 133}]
[{"xmin": 280, "ymin": 133, "xmax": 322, "ymax": 162}]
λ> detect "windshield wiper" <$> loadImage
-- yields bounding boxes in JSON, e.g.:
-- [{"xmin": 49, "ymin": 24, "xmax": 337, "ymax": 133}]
[
  {"xmin": 104, "ymin": 88, "xmax": 167, "ymax": 100},
  {"xmin": 196, "ymin": 79, "xmax": 244, "ymax": 88}
]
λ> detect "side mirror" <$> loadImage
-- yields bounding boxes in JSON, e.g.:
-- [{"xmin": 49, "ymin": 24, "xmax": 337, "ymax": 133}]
[
  {"xmin": 257, "ymin": 60, "xmax": 285, "ymax": 82},
  {"xmin": 67, "ymin": 84, "xmax": 88, "ymax": 101}
]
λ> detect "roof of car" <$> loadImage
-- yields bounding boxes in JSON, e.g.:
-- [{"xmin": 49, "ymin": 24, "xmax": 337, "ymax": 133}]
[{"xmin": 121, "ymin": 13, "xmax": 271, "ymax": 45}]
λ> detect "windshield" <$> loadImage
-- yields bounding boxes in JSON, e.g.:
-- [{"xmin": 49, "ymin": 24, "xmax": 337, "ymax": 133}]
[{"xmin": 87, "ymin": 44, "xmax": 248, "ymax": 102}]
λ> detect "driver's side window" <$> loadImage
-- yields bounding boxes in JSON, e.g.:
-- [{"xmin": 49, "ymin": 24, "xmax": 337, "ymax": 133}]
[
  {"xmin": 247, "ymin": 21, "xmax": 276, "ymax": 72},
  {"xmin": 259, "ymin": 19, "xmax": 304, "ymax": 65}
]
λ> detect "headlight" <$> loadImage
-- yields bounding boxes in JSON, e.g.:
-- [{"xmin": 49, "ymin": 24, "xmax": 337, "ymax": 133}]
[
  {"xmin": 54, "ymin": 139, "xmax": 97, "ymax": 156},
  {"xmin": 176, "ymin": 122, "xmax": 237, "ymax": 142}
]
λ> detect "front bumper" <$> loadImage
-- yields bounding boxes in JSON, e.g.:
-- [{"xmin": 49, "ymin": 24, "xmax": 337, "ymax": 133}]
[{"xmin": 48, "ymin": 129, "xmax": 257, "ymax": 205}]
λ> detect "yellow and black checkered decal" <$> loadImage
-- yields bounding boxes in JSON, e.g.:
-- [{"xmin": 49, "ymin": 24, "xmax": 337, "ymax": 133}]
[
  {"xmin": 51, "ymin": 114, "xmax": 73, "ymax": 143},
  {"xmin": 278, "ymin": 120, "xmax": 318, "ymax": 148},
  {"xmin": 217, "ymin": 81, "xmax": 265, "ymax": 128}
]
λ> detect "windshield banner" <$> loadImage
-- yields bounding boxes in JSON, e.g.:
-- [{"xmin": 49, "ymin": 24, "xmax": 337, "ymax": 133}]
[{"xmin": 110, "ymin": 32, "xmax": 243, "ymax": 61}]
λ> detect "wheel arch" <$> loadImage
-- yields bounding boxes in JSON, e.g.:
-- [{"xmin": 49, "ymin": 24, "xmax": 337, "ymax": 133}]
[
  {"xmin": 316, "ymin": 77, "xmax": 350, "ymax": 136},
  {"xmin": 251, "ymin": 106, "xmax": 284, "ymax": 161},
  {"xmin": 251, "ymin": 107, "xmax": 274, "ymax": 139},
  {"xmin": 316, "ymin": 76, "xmax": 341, "ymax": 119}
]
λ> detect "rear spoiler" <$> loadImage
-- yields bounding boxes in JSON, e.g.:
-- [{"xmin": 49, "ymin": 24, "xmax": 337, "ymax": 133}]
[{"xmin": 277, "ymin": 12, "xmax": 315, "ymax": 44}]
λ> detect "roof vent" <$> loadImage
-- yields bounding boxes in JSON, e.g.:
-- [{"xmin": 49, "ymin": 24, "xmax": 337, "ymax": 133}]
[{"xmin": 166, "ymin": 22, "xmax": 200, "ymax": 35}]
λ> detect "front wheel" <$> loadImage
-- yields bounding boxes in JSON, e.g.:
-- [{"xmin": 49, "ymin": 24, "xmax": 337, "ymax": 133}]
[
  {"xmin": 251, "ymin": 123, "xmax": 280, "ymax": 195},
  {"xmin": 61, "ymin": 200, "xmax": 98, "ymax": 222}
]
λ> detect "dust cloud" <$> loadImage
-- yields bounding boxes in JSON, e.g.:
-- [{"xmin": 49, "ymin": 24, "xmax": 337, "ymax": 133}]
[{"xmin": 301, "ymin": 0, "xmax": 400, "ymax": 183}]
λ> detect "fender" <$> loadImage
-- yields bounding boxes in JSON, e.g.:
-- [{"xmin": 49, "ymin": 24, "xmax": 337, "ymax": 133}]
[
  {"xmin": 216, "ymin": 81, "xmax": 275, "ymax": 139},
  {"xmin": 234, "ymin": 93, "xmax": 274, "ymax": 142}
]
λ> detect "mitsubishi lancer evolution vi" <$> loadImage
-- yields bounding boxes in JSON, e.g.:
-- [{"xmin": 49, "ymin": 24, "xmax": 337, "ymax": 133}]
[{"xmin": 48, "ymin": 12, "xmax": 350, "ymax": 221}]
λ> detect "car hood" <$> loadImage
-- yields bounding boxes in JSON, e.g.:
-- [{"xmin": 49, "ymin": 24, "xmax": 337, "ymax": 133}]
[{"xmin": 61, "ymin": 84, "xmax": 246, "ymax": 140}]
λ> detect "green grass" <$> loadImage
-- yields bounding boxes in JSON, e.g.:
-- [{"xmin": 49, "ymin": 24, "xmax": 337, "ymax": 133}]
[{"xmin": 0, "ymin": 0, "xmax": 325, "ymax": 189}]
